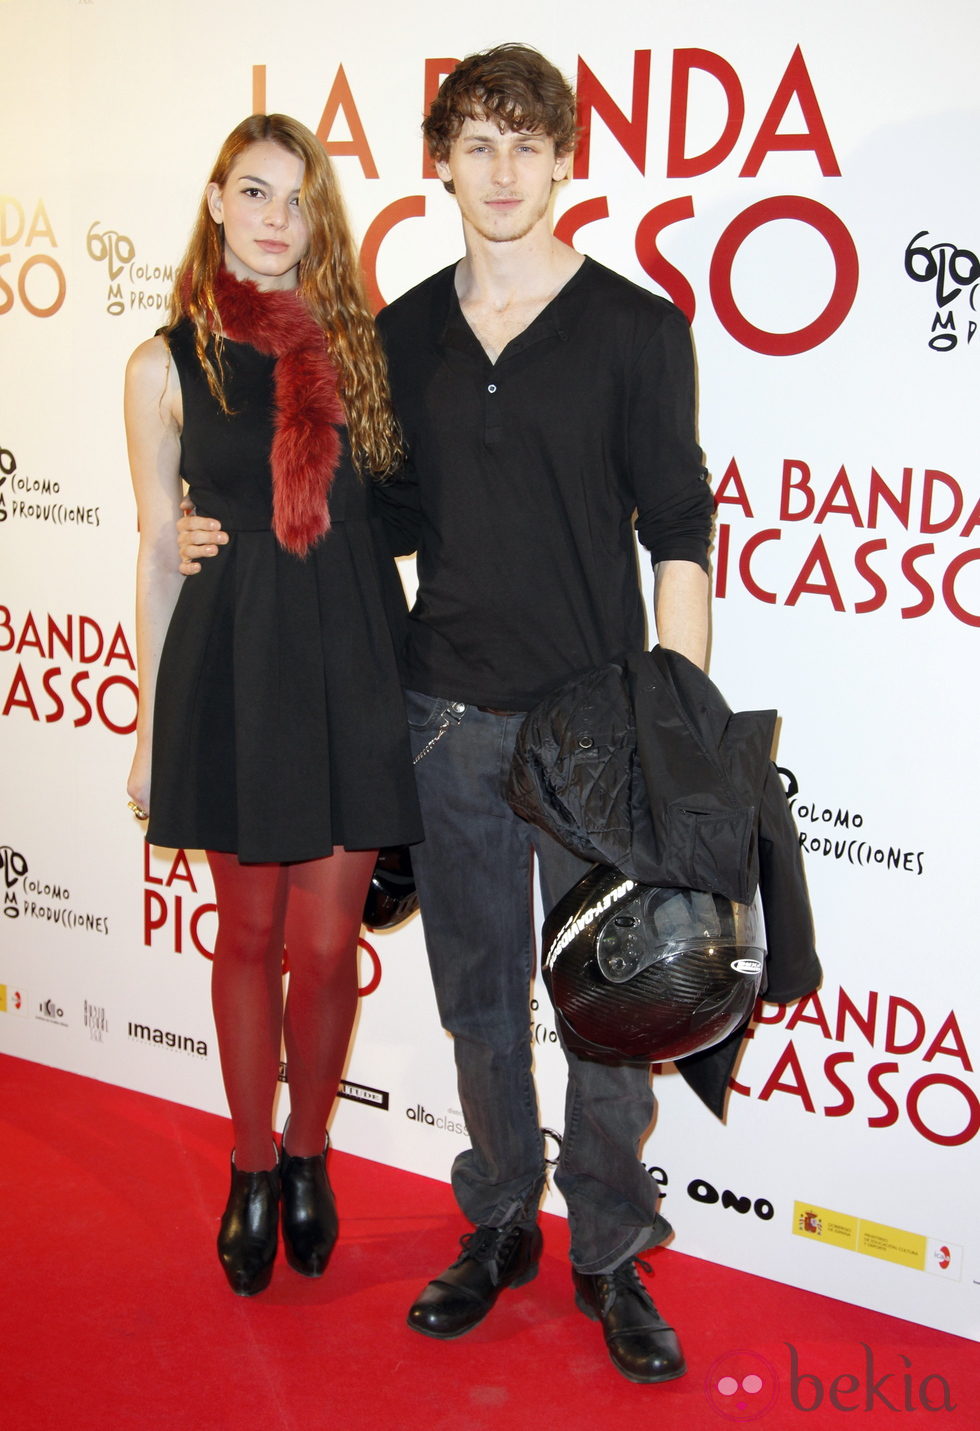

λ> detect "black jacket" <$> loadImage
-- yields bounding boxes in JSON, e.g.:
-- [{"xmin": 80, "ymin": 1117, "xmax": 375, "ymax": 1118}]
[{"xmin": 507, "ymin": 646, "xmax": 821, "ymax": 1116}]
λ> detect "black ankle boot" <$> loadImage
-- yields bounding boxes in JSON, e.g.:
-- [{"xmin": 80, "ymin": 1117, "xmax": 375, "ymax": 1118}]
[
  {"xmin": 407, "ymin": 1222, "xmax": 543, "ymax": 1338},
  {"xmin": 217, "ymin": 1153, "xmax": 280, "ymax": 1296},
  {"xmin": 280, "ymin": 1136, "xmax": 337, "ymax": 1278}
]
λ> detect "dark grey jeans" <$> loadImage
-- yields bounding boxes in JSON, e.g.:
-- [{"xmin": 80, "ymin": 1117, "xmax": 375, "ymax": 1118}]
[{"xmin": 405, "ymin": 690, "xmax": 671, "ymax": 1274}]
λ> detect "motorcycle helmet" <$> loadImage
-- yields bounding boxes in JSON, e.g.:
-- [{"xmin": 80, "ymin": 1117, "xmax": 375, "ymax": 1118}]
[
  {"xmin": 541, "ymin": 864, "xmax": 765, "ymax": 1063},
  {"xmin": 362, "ymin": 845, "xmax": 419, "ymax": 930}
]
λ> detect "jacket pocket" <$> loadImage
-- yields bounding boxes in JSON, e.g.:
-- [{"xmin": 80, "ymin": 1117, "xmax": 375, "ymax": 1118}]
[{"xmin": 666, "ymin": 801, "xmax": 756, "ymax": 904}]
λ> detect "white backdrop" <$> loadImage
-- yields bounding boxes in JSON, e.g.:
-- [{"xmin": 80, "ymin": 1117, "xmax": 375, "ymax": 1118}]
[{"xmin": 1, "ymin": 0, "xmax": 977, "ymax": 1343}]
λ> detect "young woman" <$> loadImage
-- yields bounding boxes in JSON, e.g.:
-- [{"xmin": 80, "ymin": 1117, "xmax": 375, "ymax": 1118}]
[{"xmin": 125, "ymin": 114, "xmax": 421, "ymax": 1296}]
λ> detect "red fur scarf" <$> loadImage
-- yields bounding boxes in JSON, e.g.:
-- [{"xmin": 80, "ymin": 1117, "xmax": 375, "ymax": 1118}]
[{"xmin": 209, "ymin": 266, "xmax": 343, "ymax": 556}]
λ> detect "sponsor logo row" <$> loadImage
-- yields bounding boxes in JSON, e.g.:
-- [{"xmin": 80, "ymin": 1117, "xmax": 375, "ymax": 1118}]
[
  {"xmin": 0, "ymin": 982, "xmax": 206, "ymax": 1055},
  {"xmin": 333, "ymin": 1076, "xmax": 469, "ymax": 1136},
  {"xmin": 0, "ymin": 998, "xmax": 466, "ymax": 1129},
  {"xmin": 794, "ymin": 1200, "xmax": 961, "ymax": 1279},
  {"xmin": 646, "ymin": 1162, "xmax": 962, "ymax": 1283}
]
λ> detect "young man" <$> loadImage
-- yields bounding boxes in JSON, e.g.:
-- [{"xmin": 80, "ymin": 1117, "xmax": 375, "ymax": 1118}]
[{"xmin": 180, "ymin": 46, "xmax": 714, "ymax": 1382}]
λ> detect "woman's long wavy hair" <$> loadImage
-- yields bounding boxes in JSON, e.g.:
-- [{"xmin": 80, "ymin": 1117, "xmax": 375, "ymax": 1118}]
[{"xmin": 165, "ymin": 113, "xmax": 403, "ymax": 476}]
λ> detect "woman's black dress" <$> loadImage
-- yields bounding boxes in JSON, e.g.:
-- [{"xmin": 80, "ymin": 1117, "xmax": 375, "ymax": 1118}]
[{"xmin": 147, "ymin": 320, "xmax": 422, "ymax": 863}]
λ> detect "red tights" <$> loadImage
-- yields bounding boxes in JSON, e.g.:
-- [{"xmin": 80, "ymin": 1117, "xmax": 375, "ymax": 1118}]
[{"xmin": 207, "ymin": 847, "xmax": 376, "ymax": 1171}]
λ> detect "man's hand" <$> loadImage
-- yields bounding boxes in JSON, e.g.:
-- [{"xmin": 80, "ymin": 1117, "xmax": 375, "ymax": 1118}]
[{"xmin": 177, "ymin": 497, "xmax": 228, "ymax": 575}]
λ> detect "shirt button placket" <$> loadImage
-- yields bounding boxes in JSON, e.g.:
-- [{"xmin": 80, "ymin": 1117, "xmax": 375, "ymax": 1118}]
[{"xmin": 484, "ymin": 380, "xmax": 501, "ymax": 445}]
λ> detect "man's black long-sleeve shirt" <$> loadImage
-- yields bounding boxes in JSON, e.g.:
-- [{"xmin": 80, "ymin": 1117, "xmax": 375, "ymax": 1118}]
[{"xmin": 375, "ymin": 257, "xmax": 714, "ymax": 711}]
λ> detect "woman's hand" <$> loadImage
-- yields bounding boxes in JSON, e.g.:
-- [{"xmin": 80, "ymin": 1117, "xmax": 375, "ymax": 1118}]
[
  {"xmin": 177, "ymin": 497, "xmax": 228, "ymax": 575},
  {"xmin": 127, "ymin": 743, "xmax": 152, "ymax": 821}
]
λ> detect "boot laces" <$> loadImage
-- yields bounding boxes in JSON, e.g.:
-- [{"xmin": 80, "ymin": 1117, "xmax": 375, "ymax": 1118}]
[
  {"xmin": 455, "ymin": 1223, "xmax": 519, "ymax": 1267},
  {"xmin": 608, "ymin": 1256, "xmax": 657, "ymax": 1312}
]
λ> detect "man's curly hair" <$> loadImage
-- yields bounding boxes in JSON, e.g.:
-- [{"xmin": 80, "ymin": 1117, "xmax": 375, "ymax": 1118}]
[{"xmin": 423, "ymin": 43, "xmax": 577, "ymax": 183}]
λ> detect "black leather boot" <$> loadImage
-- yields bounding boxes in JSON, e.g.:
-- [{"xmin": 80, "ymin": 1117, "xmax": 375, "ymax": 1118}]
[
  {"xmin": 280, "ymin": 1135, "xmax": 338, "ymax": 1278},
  {"xmin": 216, "ymin": 1153, "xmax": 280, "ymax": 1296},
  {"xmin": 573, "ymin": 1257, "xmax": 686, "ymax": 1383},
  {"xmin": 407, "ymin": 1221, "xmax": 543, "ymax": 1338}
]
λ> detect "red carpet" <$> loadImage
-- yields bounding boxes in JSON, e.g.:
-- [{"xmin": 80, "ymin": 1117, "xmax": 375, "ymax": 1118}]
[{"xmin": 1, "ymin": 1052, "xmax": 974, "ymax": 1429}]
